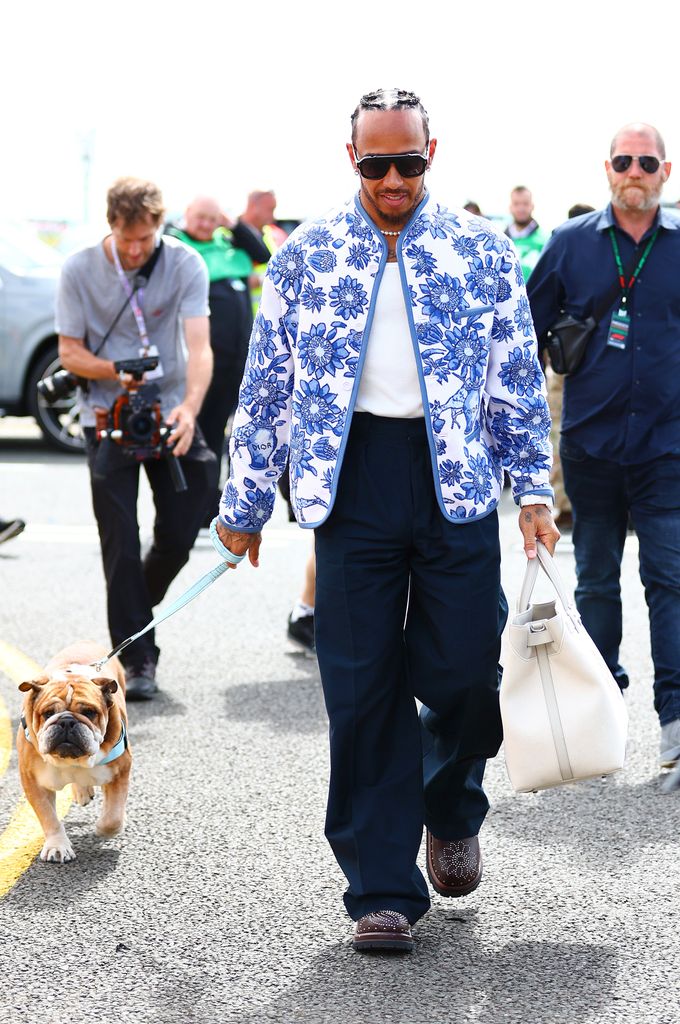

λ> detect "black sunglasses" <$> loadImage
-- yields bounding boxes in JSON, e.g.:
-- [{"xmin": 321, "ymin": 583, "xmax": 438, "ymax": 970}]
[
  {"xmin": 353, "ymin": 147, "xmax": 429, "ymax": 180},
  {"xmin": 611, "ymin": 154, "xmax": 661, "ymax": 174}
]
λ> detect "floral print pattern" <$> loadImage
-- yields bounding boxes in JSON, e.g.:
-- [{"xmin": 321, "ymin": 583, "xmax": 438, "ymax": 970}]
[{"xmin": 220, "ymin": 194, "xmax": 552, "ymax": 531}]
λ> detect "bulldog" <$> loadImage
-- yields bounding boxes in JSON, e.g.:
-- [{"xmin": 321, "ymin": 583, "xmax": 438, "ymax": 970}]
[{"xmin": 17, "ymin": 641, "xmax": 132, "ymax": 864}]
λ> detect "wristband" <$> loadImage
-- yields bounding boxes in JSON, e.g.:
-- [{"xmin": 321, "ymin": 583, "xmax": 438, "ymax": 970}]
[
  {"xmin": 519, "ymin": 495, "xmax": 552, "ymax": 509},
  {"xmin": 209, "ymin": 517, "xmax": 247, "ymax": 565}
]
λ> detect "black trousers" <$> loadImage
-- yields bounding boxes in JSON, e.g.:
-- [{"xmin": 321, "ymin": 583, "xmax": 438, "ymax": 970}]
[
  {"xmin": 198, "ymin": 278, "xmax": 252, "ymax": 520},
  {"xmin": 85, "ymin": 427, "xmax": 217, "ymax": 668},
  {"xmin": 315, "ymin": 414, "xmax": 506, "ymax": 924},
  {"xmin": 198, "ymin": 353, "xmax": 247, "ymax": 463}
]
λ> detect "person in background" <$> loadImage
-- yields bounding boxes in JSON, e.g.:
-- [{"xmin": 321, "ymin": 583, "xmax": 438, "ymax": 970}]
[
  {"xmin": 239, "ymin": 189, "xmax": 314, "ymax": 649},
  {"xmin": 287, "ymin": 547, "xmax": 316, "ymax": 655},
  {"xmin": 463, "ymin": 200, "xmax": 483, "ymax": 216},
  {"xmin": 568, "ymin": 203, "xmax": 596, "ymax": 219},
  {"xmin": 277, "ymin": 468, "xmax": 317, "ymax": 657},
  {"xmin": 0, "ymin": 518, "xmax": 25, "ymax": 546},
  {"xmin": 166, "ymin": 197, "xmax": 270, "ymax": 522},
  {"xmin": 546, "ymin": 202, "xmax": 596, "ymax": 529},
  {"xmin": 241, "ymin": 188, "xmax": 288, "ymax": 251},
  {"xmin": 528, "ymin": 122, "xmax": 680, "ymax": 772},
  {"xmin": 505, "ymin": 186, "xmax": 546, "ymax": 282},
  {"xmin": 240, "ymin": 189, "xmax": 288, "ymax": 316},
  {"xmin": 57, "ymin": 177, "xmax": 216, "ymax": 700}
]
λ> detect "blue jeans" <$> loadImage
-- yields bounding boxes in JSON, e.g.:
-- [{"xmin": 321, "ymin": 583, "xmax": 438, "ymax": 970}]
[{"xmin": 561, "ymin": 437, "xmax": 680, "ymax": 726}]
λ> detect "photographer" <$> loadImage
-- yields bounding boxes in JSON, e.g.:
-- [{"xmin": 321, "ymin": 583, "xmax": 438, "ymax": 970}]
[{"xmin": 56, "ymin": 177, "xmax": 217, "ymax": 700}]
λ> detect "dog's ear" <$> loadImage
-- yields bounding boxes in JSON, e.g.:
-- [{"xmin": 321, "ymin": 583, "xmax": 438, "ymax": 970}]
[
  {"xmin": 18, "ymin": 675, "xmax": 49, "ymax": 694},
  {"xmin": 92, "ymin": 677, "xmax": 119, "ymax": 704}
]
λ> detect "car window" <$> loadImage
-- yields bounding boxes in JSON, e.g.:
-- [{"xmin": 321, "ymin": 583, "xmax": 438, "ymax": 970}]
[{"xmin": 0, "ymin": 225, "xmax": 63, "ymax": 274}]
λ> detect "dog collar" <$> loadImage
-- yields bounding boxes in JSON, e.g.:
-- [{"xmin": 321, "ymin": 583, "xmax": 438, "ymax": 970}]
[
  {"xmin": 95, "ymin": 721, "xmax": 128, "ymax": 765},
  {"xmin": 21, "ymin": 715, "xmax": 128, "ymax": 766}
]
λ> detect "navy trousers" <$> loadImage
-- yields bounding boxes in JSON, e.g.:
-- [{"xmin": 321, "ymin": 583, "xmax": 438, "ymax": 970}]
[
  {"xmin": 561, "ymin": 437, "xmax": 680, "ymax": 726},
  {"xmin": 314, "ymin": 414, "xmax": 506, "ymax": 924}
]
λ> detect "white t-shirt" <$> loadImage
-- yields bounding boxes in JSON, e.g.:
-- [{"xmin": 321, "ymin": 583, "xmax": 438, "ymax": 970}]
[{"xmin": 355, "ymin": 262, "xmax": 423, "ymax": 418}]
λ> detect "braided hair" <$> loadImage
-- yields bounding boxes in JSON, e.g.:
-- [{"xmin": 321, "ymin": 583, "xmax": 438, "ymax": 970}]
[{"xmin": 350, "ymin": 88, "xmax": 429, "ymax": 145}]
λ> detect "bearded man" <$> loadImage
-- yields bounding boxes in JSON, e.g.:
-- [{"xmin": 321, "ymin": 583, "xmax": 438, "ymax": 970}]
[{"xmin": 528, "ymin": 122, "xmax": 680, "ymax": 773}]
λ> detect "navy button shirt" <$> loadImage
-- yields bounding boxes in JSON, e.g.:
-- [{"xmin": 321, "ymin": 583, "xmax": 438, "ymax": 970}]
[{"xmin": 527, "ymin": 204, "xmax": 680, "ymax": 464}]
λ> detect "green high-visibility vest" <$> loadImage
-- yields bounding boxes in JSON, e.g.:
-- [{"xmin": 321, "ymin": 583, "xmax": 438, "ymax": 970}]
[{"xmin": 166, "ymin": 226, "xmax": 253, "ymax": 282}]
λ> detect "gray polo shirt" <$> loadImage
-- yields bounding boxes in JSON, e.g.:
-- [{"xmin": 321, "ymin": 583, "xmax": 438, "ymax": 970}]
[{"xmin": 55, "ymin": 235, "xmax": 209, "ymax": 426}]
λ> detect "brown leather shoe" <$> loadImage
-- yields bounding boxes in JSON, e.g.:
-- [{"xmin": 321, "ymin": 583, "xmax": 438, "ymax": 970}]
[
  {"xmin": 352, "ymin": 910, "xmax": 414, "ymax": 953},
  {"xmin": 426, "ymin": 831, "xmax": 483, "ymax": 897}
]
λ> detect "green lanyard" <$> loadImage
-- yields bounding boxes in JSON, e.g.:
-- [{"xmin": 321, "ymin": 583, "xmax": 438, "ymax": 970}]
[{"xmin": 608, "ymin": 227, "xmax": 658, "ymax": 307}]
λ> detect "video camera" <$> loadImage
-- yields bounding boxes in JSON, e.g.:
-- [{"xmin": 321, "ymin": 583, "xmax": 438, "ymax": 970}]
[
  {"xmin": 36, "ymin": 368, "xmax": 80, "ymax": 404},
  {"xmin": 95, "ymin": 356, "xmax": 187, "ymax": 492}
]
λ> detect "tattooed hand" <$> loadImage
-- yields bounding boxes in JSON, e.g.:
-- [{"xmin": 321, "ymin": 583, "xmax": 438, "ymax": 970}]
[
  {"xmin": 518, "ymin": 504, "xmax": 560, "ymax": 560},
  {"xmin": 215, "ymin": 520, "xmax": 262, "ymax": 570}
]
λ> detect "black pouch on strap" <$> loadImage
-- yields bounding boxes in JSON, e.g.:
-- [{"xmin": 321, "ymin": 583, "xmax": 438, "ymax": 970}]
[
  {"xmin": 544, "ymin": 314, "xmax": 597, "ymax": 375},
  {"xmin": 541, "ymin": 244, "xmax": 640, "ymax": 376}
]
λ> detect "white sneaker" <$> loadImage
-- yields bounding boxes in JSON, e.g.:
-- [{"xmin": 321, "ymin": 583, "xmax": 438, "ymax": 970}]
[{"xmin": 659, "ymin": 718, "xmax": 680, "ymax": 768}]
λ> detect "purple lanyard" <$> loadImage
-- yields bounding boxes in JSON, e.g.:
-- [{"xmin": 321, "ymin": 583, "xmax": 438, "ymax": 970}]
[{"xmin": 110, "ymin": 238, "xmax": 150, "ymax": 349}]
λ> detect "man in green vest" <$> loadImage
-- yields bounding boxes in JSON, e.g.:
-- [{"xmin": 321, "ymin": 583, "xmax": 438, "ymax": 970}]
[
  {"xmin": 166, "ymin": 197, "xmax": 270, "ymax": 522},
  {"xmin": 504, "ymin": 186, "xmax": 547, "ymax": 282}
]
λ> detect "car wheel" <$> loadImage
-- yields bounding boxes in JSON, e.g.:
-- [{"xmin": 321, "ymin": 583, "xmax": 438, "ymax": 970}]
[{"xmin": 26, "ymin": 345, "xmax": 86, "ymax": 453}]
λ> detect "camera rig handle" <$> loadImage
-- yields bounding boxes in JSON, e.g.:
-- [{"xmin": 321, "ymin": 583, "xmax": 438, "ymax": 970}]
[
  {"xmin": 159, "ymin": 426, "xmax": 188, "ymax": 492},
  {"xmin": 114, "ymin": 356, "xmax": 159, "ymax": 381},
  {"xmin": 167, "ymin": 455, "xmax": 188, "ymax": 492}
]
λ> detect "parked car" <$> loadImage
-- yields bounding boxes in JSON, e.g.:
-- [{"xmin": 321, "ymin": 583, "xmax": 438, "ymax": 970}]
[{"xmin": 0, "ymin": 224, "xmax": 84, "ymax": 452}]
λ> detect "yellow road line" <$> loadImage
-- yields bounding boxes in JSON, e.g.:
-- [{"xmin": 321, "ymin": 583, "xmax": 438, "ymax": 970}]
[
  {"xmin": 0, "ymin": 793, "xmax": 72, "ymax": 895},
  {"xmin": 0, "ymin": 639, "xmax": 35, "ymax": 780},
  {"xmin": 0, "ymin": 698, "xmax": 10, "ymax": 778},
  {"xmin": 0, "ymin": 639, "xmax": 73, "ymax": 897},
  {"xmin": 0, "ymin": 639, "xmax": 44, "ymax": 686}
]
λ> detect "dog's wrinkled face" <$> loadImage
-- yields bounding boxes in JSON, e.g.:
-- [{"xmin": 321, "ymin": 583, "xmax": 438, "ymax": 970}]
[{"xmin": 20, "ymin": 673, "xmax": 118, "ymax": 764}]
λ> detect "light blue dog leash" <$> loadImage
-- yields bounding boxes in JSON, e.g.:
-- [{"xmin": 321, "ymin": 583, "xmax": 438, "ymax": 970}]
[{"xmin": 90, "ymin": 517, "xmax": 245, "ymax": 672}]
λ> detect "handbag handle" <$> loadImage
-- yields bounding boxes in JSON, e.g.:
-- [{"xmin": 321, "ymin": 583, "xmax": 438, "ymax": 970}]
[{"xmin": 517, "ymin": 542, "xmax": 575, "ymax": 613}]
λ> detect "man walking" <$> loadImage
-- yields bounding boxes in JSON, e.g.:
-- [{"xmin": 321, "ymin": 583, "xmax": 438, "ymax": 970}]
[
  {"xmin": 57, "ymin": 178, "xmax": 216, "ymax": 700},
  {"xmin": 528, "ymin": 123, "xmax": 680, "ymax": 771},
  {"xmin": 216, "ymin": 89, "xmax": 557, "ymax": 951}
]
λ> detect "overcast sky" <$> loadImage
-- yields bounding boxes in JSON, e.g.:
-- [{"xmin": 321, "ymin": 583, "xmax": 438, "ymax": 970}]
[{"xmin": 3, "ymin": 0, "xmax": 679, "ymax": 233}]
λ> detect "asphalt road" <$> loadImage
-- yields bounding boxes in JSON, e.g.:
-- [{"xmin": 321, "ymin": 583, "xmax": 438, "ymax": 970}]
[{"xmin": 0, "ymin": 418, "xmax": 677, "ymax": 1024}]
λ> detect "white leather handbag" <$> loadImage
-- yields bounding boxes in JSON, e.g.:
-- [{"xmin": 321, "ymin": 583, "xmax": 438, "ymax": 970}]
[{"xmin": 500, "ymin": 542, "xmax": 628, "ymax": 793}]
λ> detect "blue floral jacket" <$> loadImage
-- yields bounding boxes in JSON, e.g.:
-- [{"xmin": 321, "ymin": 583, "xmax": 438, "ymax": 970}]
[{"xmin": 219, "ymin": 192, "xmax": 553, "ymax": 532}]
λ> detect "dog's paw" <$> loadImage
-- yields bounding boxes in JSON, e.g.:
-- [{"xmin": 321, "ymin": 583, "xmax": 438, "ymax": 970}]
[
  {"xmin": 72, "ymin": 784, "xmax": 95, "ymax": 806},
  {"xmin": 95, "ymin": 815, "xmax": 124, "ymax": 838},
  {"xmin": 40, "ymin": 837, "xmax": 76, "ymax": 864}
]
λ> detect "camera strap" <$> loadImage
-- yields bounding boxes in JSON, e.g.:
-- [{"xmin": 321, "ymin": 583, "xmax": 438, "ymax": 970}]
[
  {"xmin": 109, "ymin": 238, "xmax": 165, "ymax": 351},
  {"xmin": 89, "ymin": 518, "xmax": 245, "ymax": 672},
  {"xmin": 91, "ymin": 239, "xmax": 164, "ymax": 357}
]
